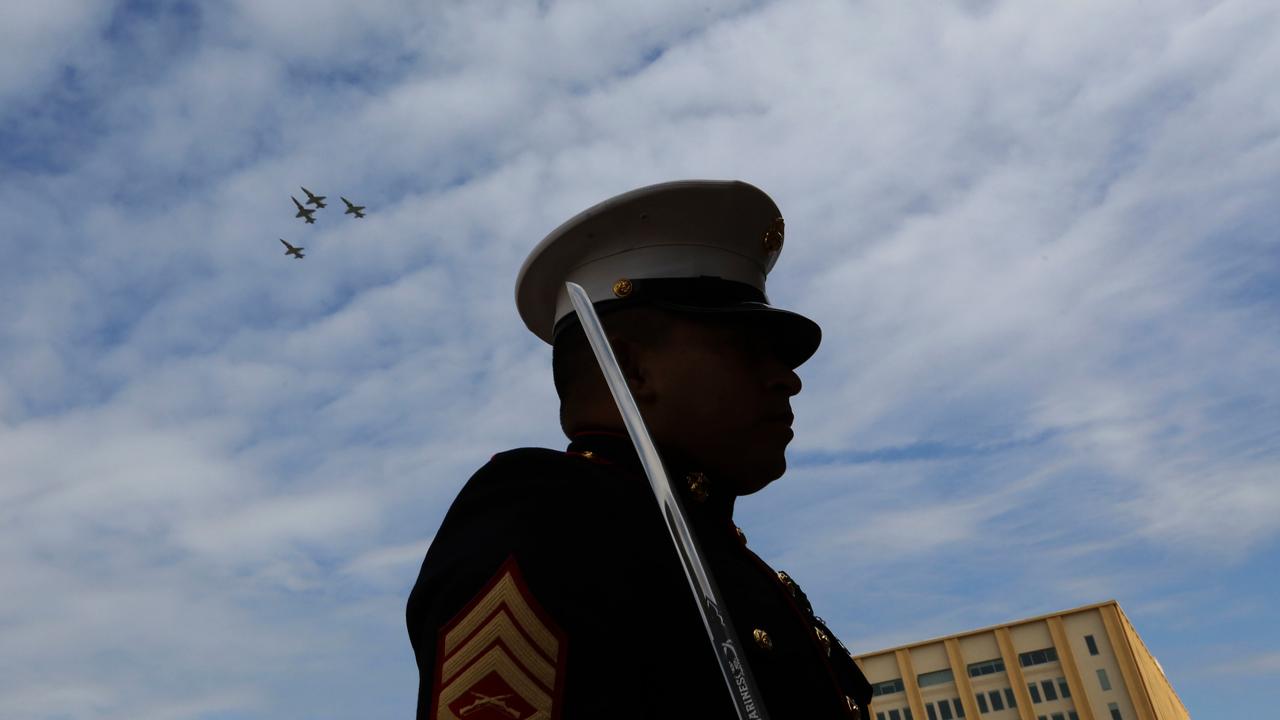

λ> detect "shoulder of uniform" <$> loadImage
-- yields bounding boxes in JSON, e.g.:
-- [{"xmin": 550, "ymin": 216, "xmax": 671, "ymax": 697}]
[
  {"xmin": 466, "ymin": 446, "xmax": 623, "ymax": 494},
  {"xmin": 486, "ymin": 446, "xmax": 583, "ymax": 470},
  {"xmin": 408, "ymin": 449, "xmax": 602, "ymax": 653},
  {"xmin": 432, "ymin": 446, "xmax": 628, "ymax": 543}
]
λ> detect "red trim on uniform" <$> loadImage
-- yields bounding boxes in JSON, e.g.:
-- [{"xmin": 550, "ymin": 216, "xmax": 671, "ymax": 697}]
[
  {"xmin": 506, "ymin": 554, "xmax": 569, "ymax": 716},
  {"xmin": 429, "ymin": 555, "xmax": 568, "ymax": 720},
  {"xmin": 441, "ymin": 635, "xmax": 556, "ymax": 696},
  {"xmin": 445, "ymin": 603, "xmax": 556, "ymax": 670}
]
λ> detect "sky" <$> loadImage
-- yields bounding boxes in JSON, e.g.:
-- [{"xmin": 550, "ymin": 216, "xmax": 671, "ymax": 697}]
[{"xmin": 1, "ymin": 0, "xmax": 1277, "ymax": 718}]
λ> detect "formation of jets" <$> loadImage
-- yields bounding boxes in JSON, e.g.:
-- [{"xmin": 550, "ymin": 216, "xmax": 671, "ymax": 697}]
[{"xmin": 280, "ymin": 186, "xmax": 366, "ymax": 260}]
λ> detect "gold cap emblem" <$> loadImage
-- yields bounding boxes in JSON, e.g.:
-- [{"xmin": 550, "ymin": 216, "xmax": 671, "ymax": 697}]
[
  {"xmin": 763, "ymin": 216, "xmax": 784, "ymax": 253},
  {"xmin": 753, "ymin": 628, "xmax": 773, "ymax": 651},
  {"xmin": 685, "ymin": 471, "xmax": 710, "ymax": 503},
  {"xmin": 735, "ymin": 526, "xmax": 748, "ymax": 545},
  {"xmin": 612, "ymin": 278, "xmax": 634, "ymax": 298},
  {"xmin": 846, "ymin": 695, "xmax": 860, "ymax": 714}
]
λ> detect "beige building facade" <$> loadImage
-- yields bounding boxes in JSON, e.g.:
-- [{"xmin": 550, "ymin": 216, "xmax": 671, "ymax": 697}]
[{"xmin": 852, "ymin": 600, "xmax": 1189, "ymax": 720}]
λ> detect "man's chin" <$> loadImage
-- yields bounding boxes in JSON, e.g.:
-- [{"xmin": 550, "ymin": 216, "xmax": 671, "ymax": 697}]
[
  {"xmin": 729, "ymin": 457, "xmax": 786, "ymax": 496},
  {"xmin": 670, "ymin": 442, "xmax": 786, "ymax": 496}
]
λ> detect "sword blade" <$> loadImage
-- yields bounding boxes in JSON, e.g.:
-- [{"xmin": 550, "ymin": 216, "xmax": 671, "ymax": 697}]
[{"xmin": 565, "ymin": 281, "xmax": 770, "ymax": 720}]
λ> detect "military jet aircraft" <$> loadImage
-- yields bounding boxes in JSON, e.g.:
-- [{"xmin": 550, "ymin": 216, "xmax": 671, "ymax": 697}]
[
  {"xmin": 292, "ymin": 196, "xmax": 316, "ymax": 224},
  {"xmin": 341, "ymin": 196, "xmax": 366, "ymax": 218},
  {"xmin": 280, "ymin": 238, "xmax": 305, "ymax": 259},
  {"xmin": 300, "ymin": 186, "xmax": 327, "ymax": 208}
]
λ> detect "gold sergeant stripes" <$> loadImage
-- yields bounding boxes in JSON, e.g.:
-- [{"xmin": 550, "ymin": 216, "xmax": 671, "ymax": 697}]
[{"xmin": 431, "ymin": 557, "xmax": 565, "ymax": 720}]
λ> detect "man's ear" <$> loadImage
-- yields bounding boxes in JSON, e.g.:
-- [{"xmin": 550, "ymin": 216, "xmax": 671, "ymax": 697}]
[{"xmin": 609, "ymin": 334, "xmax": 656, "ymax": 403}]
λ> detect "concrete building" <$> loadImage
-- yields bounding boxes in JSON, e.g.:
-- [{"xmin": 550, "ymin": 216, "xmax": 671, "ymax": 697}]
[{"xmin": 852, "ymin": 600, "xmax": 1189, "ymax": 720}]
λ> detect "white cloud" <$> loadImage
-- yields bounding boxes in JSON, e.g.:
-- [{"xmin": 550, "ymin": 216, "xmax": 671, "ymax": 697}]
[
  {"xmin": 1205, "ymin": 650, "xmax": 1280, "ymax": 677},
  {"xmin": 342, "ymin": 538, "xmax": 432, "ymax": 587},
  {"xmin": 0, "ymin": 2, "xmax": 111, "ymax": 102}
]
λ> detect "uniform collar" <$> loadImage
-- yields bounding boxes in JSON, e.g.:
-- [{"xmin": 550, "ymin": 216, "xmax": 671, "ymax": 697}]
[
  {"xmin": 565, "ymin": 431, "xmax": 737, "ymax": 521},
  {"xmin": 566, "ymin": 431, "xmax": 639, "ymax": 467}
]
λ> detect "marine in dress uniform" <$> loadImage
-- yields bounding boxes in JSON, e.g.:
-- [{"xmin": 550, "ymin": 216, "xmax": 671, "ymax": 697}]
[{"xmin": 407, "ymin": 181, "xmax": 873, "ymax": 719}]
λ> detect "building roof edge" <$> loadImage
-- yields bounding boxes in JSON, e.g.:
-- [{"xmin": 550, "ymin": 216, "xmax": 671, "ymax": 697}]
[{"xmin": 852, "ymin": 599, "xmax": 1122, "ymax": 659}]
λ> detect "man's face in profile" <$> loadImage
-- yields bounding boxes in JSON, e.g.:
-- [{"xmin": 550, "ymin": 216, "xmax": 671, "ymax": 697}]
[{"xmin": 639, "ymin": 314, "xmax": 803, "ymax": 496}]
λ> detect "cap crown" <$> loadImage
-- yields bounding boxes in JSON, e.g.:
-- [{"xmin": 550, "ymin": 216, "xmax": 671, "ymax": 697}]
[{"xmin": 516, "ymin": 180, "xmax": 786, "ymax": 344}]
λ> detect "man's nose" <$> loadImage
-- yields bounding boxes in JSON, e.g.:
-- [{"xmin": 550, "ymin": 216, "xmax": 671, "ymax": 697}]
[{"xmin": 767, "ymin": 359, "xmax": 802, "ymax": 397}]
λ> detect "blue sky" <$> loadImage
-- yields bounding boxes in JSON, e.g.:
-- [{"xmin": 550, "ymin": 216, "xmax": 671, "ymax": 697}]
[{"xmin": 1, "ymin": 1, "xmax": 1277, "ymax": 718}]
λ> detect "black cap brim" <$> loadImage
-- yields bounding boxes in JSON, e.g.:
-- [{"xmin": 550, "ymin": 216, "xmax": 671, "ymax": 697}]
[{"xmin": 646, "ymin": 300, "xmax": 822, "ymax": 369}]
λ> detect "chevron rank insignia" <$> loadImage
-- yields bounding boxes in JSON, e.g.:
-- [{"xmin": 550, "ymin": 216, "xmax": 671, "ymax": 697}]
[{"xmin": 431, "ymin": 557, "xmax": 566, "ymax": 720}]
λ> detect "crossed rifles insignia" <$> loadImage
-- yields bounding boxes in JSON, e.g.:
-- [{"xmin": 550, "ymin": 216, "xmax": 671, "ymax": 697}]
[{"xmin": 458, "ymin": 691, "xmax": 524, "ymax": 718}]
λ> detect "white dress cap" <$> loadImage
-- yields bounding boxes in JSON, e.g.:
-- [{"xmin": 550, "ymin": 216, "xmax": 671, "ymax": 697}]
[{"xmin": 515, "ymin": 179, "xmax": 820, "ymax": 367}]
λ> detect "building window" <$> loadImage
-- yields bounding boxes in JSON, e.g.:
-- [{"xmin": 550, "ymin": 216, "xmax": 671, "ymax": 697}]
[
  {"xmin": 968, "ymin": 658, "xmax": 1006, "ymax": 677},
  {"xmin": 1028, "ymin": 683, "xmax": 1042, "ymax": 703},
  {"xmin": 1069, "ymin": 713, "xmax": 1079, "ymax": 720},
  {"xmin": 919, "ymin": 668, "xmax": 956, "ymax": 687},
  {"xmin": 1108, "ymin": 702, "xmax": 1122, "ymax": 720},
  {"xmin": 874, "ymin": 678, "xmax": 906, "ymax": 696},
  {"xmin": 1057, "ymin": 678, "xmax": 1071, "ymax": 698},
  {"xmin": 1004, "ymin": 688, "xmax": 1016, "ymax": 708},
  {"xmin": 1097, "ymin": 668, "xmax": 1112, "ymax": 691},
  {"xmin": 877, "ymin": 713, "xmax": 886, "ymax": 720},
  {"xmin": 1019, "ymin": 647, "xmax": 1060, "ymax": 667},
  {"xmin": 953, "ymin": 699, "xmax": 966, "ymax": 718},
  {"xmin": 927, "ymin": 703, "xmax": 938, "ymax": 720},
  {"xmin": 1051, "ymin": 714, "xmax": 1065, "ymax": 720},
  {"xmin": 988, "ymin": 690, "xmax": 1005, "ymax": 711},
  {"xmin": 889, "ymin": 710, "xmax": 902, "ymax": 720},
  {"xmin": 1038, "ymin": 716, "xmax": 1048, "ymax": 720},
  {"xmin": 1041, "ymin": 679, "xmax": 1058, "ymax": 702},
  {"xmin": 905, "ymin": 708, "xmax": 915, "ymax": 720},
  {"xmin": 976, "ymin": 693, "xmax": 989, "ymax": 714},
  {"xmin": 939, "ymin": 699, "xmax": 954, "ymax": 720},
  {"xmin": 1085, "ymin": 635, "xmax": 1099, "ymax": 656}
]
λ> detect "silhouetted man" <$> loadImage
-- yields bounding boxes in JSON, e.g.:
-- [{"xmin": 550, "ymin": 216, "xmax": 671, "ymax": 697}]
[{"xmin": 408, "ymin": 180, "xmax": 872, "ymax": 719}]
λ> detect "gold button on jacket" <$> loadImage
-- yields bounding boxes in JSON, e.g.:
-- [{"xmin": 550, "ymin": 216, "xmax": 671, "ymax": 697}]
[{"xmin": 753, "ymin": 628, "xmax": 774, "ymax": 651}]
